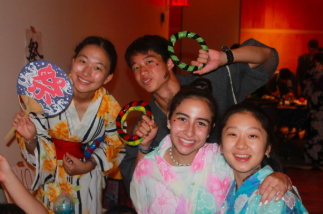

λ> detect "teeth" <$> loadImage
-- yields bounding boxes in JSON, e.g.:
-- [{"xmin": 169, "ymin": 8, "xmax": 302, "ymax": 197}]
[
  {"xmin": 179, "ymin": 137, "xmax": 195, "ymax": 144},
  {"xmin": 79, "ymin": 77, "xmax": 90, "ymax": 83},
  {"xmin": 143, "ymin": 79, "xmax": 150, "ymax": 83},
  {"xmin": 234, "ymin": 154, "xmax": 250, "ymax": 158}
]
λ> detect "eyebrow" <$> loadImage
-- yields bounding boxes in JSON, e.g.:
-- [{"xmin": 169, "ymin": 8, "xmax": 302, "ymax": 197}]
[
  {"xmin": 175, "ymin": 112, "xmax": 210, "ymax": 123},
  {"xmin": 130, "ymin": 62, "xmax": 136, "ymax": 67},
  {"xmin": 143, "ymin": 55, "xmax": 155, "ymax": 60},
  {"xmin": 78, "ymin": 54, "xmax": 106, "ymax": 69},
  {"xmin": 225, "ymin": 126, "xmax": 262, "ymax": 131},
  {"xmin": 130, "ymin": 55, "xmax": 156, "ymax": 67},
  {"xmin": 96, "ymin": 62, "xmax": 107, "ymax": 69}
]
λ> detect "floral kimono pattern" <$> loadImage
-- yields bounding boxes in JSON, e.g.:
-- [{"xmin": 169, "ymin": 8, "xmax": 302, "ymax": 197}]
[
  {"xmin": 304, "ymin": 68, "xmax": 323, "ymax": 166},
  {"xmin": 17, "ymin": 87, "xmax": 124, "ymax": 214},
  {"xmin": 130, "ymin": 135, "xmax": 233, "ymax": 214},
  {"xmin": 221, "ymin": 165, "xmax": 308, "ymax": 214}
]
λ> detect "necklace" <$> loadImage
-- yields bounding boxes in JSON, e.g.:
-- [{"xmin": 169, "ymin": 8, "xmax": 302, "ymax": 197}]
[{"xmin": 169, "ymin": 146, "xmax": 191, "ymax": 166}]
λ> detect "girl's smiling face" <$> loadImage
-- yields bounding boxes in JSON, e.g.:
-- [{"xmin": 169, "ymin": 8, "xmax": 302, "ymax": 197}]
[
  {"xmin": 71, "ymin": 44, "xmax": 112, "ymax": 96},
  {"xmin": 168, "ymin": 98, "xmax": 213, "ymax": 163},
  {"xmin": 221, "ymin": 112, "xmax": 271, "ymax": 177}
]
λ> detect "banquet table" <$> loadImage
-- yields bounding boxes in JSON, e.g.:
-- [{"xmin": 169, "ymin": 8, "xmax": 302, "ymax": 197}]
[
  {"xmin": 243, "ymin": 98, "xmax": 308, "ymax": 130},
  {"xmin": 276, "ymin": 99, "xmax": 308, "ymax": 130}
]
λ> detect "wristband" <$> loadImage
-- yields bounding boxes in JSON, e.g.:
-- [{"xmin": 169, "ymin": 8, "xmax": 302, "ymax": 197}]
[
  {"xmin": 23, "ymin": 135, "xmax": 37, "ymax": 145},
  {"xmin": 286, "ymin": 175, "xmax": 293, "ymax": 191},
  {"xmin": 138, "ymin": 141, "xmax": 154, "ymax": 154},
  {"xmin": 86, "ymin": 159, "xmax": 97, "ymax": 170},
  {"xmin": 222, "ymin": 45, "xmax": 234, "ymax": 63}
]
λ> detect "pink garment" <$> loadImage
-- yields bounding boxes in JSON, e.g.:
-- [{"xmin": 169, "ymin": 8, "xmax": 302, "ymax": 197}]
[{"xmin": 130, "ymin": 135, "xmax": 233, "ymax": 214}]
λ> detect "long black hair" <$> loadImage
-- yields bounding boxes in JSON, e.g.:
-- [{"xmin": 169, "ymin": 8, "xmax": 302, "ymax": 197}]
[{"xmin": 218, "ymin": 103, "xmax": 283, "ymax": 172}]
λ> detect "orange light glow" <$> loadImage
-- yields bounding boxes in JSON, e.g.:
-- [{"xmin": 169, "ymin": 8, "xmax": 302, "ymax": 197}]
[{"xmin": 240, "ymin": 0, "xmax": 323, "ymax": 73}]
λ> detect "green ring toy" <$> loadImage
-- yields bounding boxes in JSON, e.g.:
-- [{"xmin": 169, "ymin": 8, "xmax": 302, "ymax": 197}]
[
  {"xmin": 168, "ymin": 31, "xmax": 209, "ymax": 72},
  {"xmin": 116, "ymin": 101, "xmax": 154, "ymax": 146}
]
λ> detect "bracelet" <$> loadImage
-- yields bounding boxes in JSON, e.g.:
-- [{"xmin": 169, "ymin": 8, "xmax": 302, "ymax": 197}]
[
  {"xmin": 86, "ymin": 159, "xmax": 97, "ymax": 170},
  {"xmin": 286, "ymin": 175, "xmax": 293, "ymax": 191},
  {"xmin": 138, "ymin": 141, "xmax": 155, "ymax": 154},
  {"xmin": 222, "ymin": 45, "xmax": 234, "ymax": 63},
  {"xmin": 23, "ymin": 135, "xmax": 37, "ymax": 145}
]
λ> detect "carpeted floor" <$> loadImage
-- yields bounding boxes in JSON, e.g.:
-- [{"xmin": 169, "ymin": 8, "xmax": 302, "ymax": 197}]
[{"xmin": 274, "ymin": 127, "xmax": 323, "ymax": 213}]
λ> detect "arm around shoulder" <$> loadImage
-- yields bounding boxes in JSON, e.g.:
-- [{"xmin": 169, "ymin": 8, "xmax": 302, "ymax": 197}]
[
  {"xmin": 191, "ymin": 38, "xmax": 278, "ymax": 76},
  {"xmin": 256, "ymin": 192, "xmax": 308, "ymax": 214}
]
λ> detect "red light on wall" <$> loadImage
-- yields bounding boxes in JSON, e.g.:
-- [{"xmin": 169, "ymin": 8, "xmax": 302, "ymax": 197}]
[{"xmin": 171, "ymin": 0, "xmax": 190, "ymax": 6}]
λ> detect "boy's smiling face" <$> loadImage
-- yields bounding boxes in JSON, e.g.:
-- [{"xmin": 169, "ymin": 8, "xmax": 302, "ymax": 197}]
[{"xmin": 130, "ymin": 51, "xmax": 173, "ymax": 93}]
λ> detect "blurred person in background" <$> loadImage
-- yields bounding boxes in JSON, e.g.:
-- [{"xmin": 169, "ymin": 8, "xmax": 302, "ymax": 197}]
[
  {"xmin": 296, "ymin": 39, "xmax": 319, "ymax": 96},
  {"xmin": 304, "ymin": 52, "xmax": 323, "ymax": 169},
  {"xmin": 267, "ymin": 68, "xmax": 297, "ymax": 99}
]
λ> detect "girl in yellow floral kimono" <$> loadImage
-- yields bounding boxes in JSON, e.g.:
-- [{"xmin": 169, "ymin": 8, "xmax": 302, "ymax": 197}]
[{"xmin": 12, "ymin": 36, "xmax": 124, "ymax": 214}]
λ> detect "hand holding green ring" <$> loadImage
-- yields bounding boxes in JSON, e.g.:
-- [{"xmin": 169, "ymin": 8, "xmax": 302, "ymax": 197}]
[{"xmin": 168, "ymin": 31, "xmax": 209, "ymax": 72}]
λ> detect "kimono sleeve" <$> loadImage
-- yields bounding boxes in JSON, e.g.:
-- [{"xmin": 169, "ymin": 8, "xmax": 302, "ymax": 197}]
[
  {"xmin": 91, "ymin": 94, "xmax": 125, "ymax": 176},
  {"xmin": 16, "ymin": 113, "xmax": 57, "ymax": 190},
  {"xmin": 246, "ymin": 191, "xmax": 308, "ymax": 214},
  {"xmin": 130, "ymin": 162, "xmax": 149, "ymax": 214}
]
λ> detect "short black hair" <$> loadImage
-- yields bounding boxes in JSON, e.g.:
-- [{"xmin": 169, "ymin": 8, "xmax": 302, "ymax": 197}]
[
  {"xmin": 125, "ymin": 35, "xmax": 170, "ymax": 68},
  {"xmin": 74, "ymin": 36, "xmax": 118, "ymax": 75},
  {"xmin": 279, "ymin": 68, "xmax": 291, "ymax": 80},
  {"xmin": 307, "ymin": 39, "xmax": 319, "ymax": 49}
]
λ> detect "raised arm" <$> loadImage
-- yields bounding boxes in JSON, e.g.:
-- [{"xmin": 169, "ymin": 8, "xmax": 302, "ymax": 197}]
[
  {"xmin": 120, "ymin": 115, "xmax": 158, "ymax": 194},
  {"xmin": 192, "ymin": 45, "xmax": 272, "ymax": 75},
  {"xmin": 133, "ymin": 115, "xmax": 158, "ymax": 167},
  {"xmin": 231, "ymin": 45, "xmax": 272, "ymax": 68},
  {"xmin": 15, "ymin": 112, "xmax": 57, "ymax": 190},
  {"xmin": 0, "ymin": 154, "xmax": 48, "ymax": 214},
  {"xmin": 13, "ymin": 111, "xmax": 38, "ymax": 155}
]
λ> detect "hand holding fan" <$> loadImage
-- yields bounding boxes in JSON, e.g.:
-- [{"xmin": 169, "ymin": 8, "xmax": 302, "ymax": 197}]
[{"xmin": 4, "ymin": 60, "xmax": 73, "ymax": 140}]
